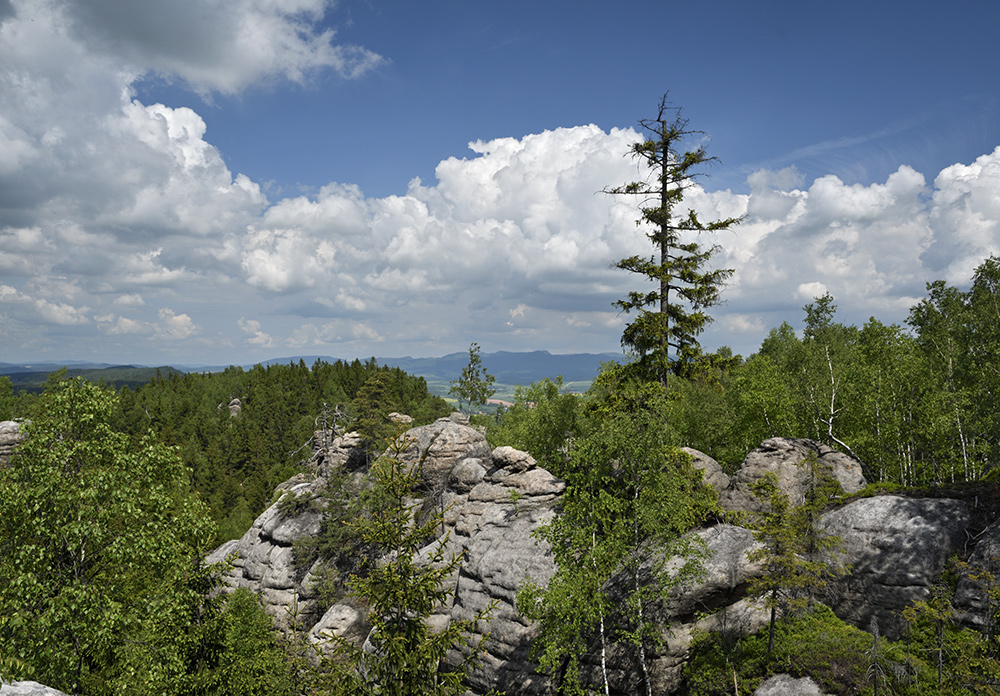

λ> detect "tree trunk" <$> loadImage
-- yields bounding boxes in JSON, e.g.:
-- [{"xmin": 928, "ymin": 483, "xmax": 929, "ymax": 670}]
[{"xmin": 767, "ymin": 590, "xmax": 777, "ymax": 654}]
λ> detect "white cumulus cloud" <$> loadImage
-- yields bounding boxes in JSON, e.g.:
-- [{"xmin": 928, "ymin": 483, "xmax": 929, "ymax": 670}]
[
  {"xmin": 3, "ymin": 0, "xmax": 1000, "ymax": 363},
  {"xmin": 155, "ymin": 308, "xmax": 198, "ymax": 340}
]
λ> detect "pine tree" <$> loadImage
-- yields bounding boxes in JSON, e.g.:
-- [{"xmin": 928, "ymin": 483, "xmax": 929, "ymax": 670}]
[
  {"xmin": 327, "ymin": 431, "xmax": 495, "ymax": 695},
  {"xmin": 606, "ymin": 95, "xmax": 741, "ymax": 386},
  {"xmin": 449, "ymin": 342, "xmax": 496, "ymax": 415},
  {"xmin": 746, "ymin": 459, "xmax": 843, "ymax": 654}
]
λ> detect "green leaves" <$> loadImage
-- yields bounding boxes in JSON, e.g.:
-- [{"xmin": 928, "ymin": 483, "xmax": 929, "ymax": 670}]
[
  {"xmin": 448, "ymin": 342, "xmax": 496, "ymax": 416},
  {"xmin": 518, "ymin": 373, "xmax": 715, "ymax": 695},
  {"xmin": 486, "ymin": 376, "xmax": 581, "ymax": 475},
  {"xmin": 0, "ymin": 378, "xmax": 216, "ymax": 692},
  {"xmin": 326, "ymin": 432, "xmax": 495, "ymax": 696},
  {"xmin": 606, "ymin": 95, "xmax": 741, "ymax": 385}
]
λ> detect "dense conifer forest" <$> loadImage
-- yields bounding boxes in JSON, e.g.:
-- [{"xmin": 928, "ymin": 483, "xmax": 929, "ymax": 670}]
[{"xmin": 0, "ymin": 358, "xmax": 451, "ymax": 544}]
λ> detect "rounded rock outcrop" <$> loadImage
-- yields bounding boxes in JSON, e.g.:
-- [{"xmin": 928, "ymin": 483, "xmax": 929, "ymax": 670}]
[{"xmin": 719, "ymin": 438, "xmax": 865, "ymax": 514}]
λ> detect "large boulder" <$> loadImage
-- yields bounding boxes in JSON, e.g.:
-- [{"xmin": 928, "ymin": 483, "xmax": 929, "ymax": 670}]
[
  {"xmin": 396, "ymin": 413, "xmax": 492, "ymax": 492},
  {"xmin": 642, "ymin": 525, "xmax": 770, "ymax": 695},
  {"xmin": 681, "ymin": 447, "xmax": 730, "ymax": 494},
  {"xmin": 820, "ymin": 495, "xmax": 970, "ymax": 638},
  {"xmin": 754, "ymin": 674, "xmax": 831, "ymax": 695},
  {"xmin": 720, "ymin": 438, "xmax": 866, "ymax": 514},
  {"xmin": 0, "ymin": 682, "xmax": 70, "ymax": 696},
  {"xmin": 955, "ymin": 516, "xmax": 1000, "ymax": 628}
]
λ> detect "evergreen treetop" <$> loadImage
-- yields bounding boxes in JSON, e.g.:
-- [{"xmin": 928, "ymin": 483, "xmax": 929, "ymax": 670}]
[{"xmin": 606, "ymin": 95, "xmax": 741, "ymax": 385}]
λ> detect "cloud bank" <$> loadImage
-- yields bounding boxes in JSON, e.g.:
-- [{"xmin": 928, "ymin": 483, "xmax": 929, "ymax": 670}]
[{"xmin": 2, "ymin": 0, "xmax": 1000, "ymax": 364}]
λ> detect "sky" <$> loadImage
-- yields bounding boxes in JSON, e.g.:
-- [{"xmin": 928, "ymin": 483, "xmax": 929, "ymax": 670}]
[{"xmin": 2, "ymin": 0, "xmax": 1000, "ymax": 367}]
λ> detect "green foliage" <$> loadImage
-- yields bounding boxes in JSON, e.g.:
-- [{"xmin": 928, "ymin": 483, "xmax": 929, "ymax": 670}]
[
  {"xmin": 0, "ymin": 376, "xmax": 15, "ymax": 420},
  {"xmin": 726, "ymin": 354, "xmax": 795, "ymax": 457},
  {"xmin": 353, "ymin": 372, "xmax": 396, "ymax": 456},
  {"xmin": 486, "ymin": 376, "xmax": 583, "ymax": 475},
  {"xmin": 745, "ymin": 459, "xmax": 844, "ymax": 653},
  {"xmin": 448, "ymin": 342, "xmax": 496, "ymax": 415},
  {"xmin": 686, "ymin": 595, "xmax": 1000, "ymax": 696},
  {"xmin": 295, "ymin": 465, "xmax": 369, "ymax": 613},
  {"xmin": 211, "ymin": 589, "xmax": 295, "ymax": 696},
  {"xmin": 325, "ymin": 432, "xmax": 495, "ymax": 695},
  {"xmin": 605, "ymin": 95, "xmax": 740, "ymax": 384},
  {"xmin": 111, "ymin": 358, "xmax": 448, "ymax": 544},
  {"xmin": 661, "ymin": 256, "xmax": 1000, "ymax": 490},
  {"xmin": 684, "ymin": 605, "xmax": 903, "ymax": 696},
  {"xmin": 0, "ymin": 378, "xmax": 216, "ymax": 693},
  {"xmin": 901, "ymin": 559, "xmax": 1000, "ymax": 694},
  {"xmin": 519, "ymin": 367, "xmax": 715, "ymax": 696}
]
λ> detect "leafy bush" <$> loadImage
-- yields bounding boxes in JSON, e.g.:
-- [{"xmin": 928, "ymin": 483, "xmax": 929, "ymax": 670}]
[
  {"xmin": 485, "ymin": 376, "xmax": 584, "ymax": 475},
  {"xmin": 683, "ymin": 605, "xmax": 912, "ymax": 696}
]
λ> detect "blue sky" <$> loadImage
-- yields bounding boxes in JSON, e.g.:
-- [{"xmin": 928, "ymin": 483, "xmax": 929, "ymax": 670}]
[{"xmin": 2, "ymin": 0, "xmax": 1000, "ymax": 367}]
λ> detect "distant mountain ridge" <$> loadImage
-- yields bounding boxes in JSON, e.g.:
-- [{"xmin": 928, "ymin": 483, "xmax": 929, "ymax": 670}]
[
  {"xmin": 255, "ymin": 350, "xmax": 623, "ymax": 384},
  {"xmin": 0, "ymin": 351, "xmax": 623, "ymax": 390},
  {"xmin": 0, "ymin": 363, "xmax": 183, "ymax": 392}
]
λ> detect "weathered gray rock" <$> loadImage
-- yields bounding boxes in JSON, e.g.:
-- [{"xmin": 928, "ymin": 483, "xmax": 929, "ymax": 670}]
[
  {"xmin": 820, "ymin": 495, "xmax": 970, "ymax": 638},
  {"xmin": 0, "ymin": 420, "xmax": 27, "ymax": 467},
  {"xmin": 955, "ymin": 516, "xmax": 1000, "ymax": 627},
  {"xmin": 308, "ymin": 598, "xmax": 370, "ymax": 645},
  {"xmin": 211, "ymin": 416, "xmax": 563, "ymax": 693},
  {"xmin": 720, "ymin": 438, "xmax": 865, "ymax": 514},
  {"xmin": 397, "ymin": 414, "xmax": 492, "ymax": 492},
  {"xmin": 492, "ymin": 446, "xmax": 537, "ymax": 474},
  {"xmin": 0, "ymin": 682, "xmax": 70, "ymax": 696},
  {"xmin": 754, "ymin": 674, "xmax": 830, "ymax": 695},
  {"xmin": 449, "ymin": 505, "xmax": 559, "ymax": 695},
  {"xmin": 208, "ymin": 422, "xmax": 994, "ymax": 695},
  {"xmin": 663, "ymin": 524, "xmax": 764, "ymax": 617},
  {"xmin": 682, "ymin": 447, "xmax": 730, "ymax": 494},
  {"xmin": 206, "ymin": 431, "xmax": 366, "ymax": 630},
  {"xmin": 449, "ymin": 457, "xmax": 487, "ymax": 492}
]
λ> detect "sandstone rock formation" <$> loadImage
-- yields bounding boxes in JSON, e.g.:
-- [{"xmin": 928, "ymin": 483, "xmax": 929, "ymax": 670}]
[
  {"xmin": 820, "ymin": 495, "xmax": 970, "ymax": 638},
  {"xmin": 0, "ymin": 682, "xmax": 70, "ymax": 696},
  {"xmin": 206, "ymin": 472, "xmax": 328, "ymax": 630},
  {"xmin": 754, "ymin": 674, "xmax": 831, "ymax": 695},
  {"xmin": 0, "ymin": 420, "xmax": 26, "ymax": 467},
  {"xmin": 210, "ymin": 413, "xmax": 564, "ymax": 694},
  {"xmin": 719, "ymin": 437, "xmax": 866, "ymax": 514},
  {"xmin": 208, "ymin": 423, "xmax": 1000, "ymax": 695}
]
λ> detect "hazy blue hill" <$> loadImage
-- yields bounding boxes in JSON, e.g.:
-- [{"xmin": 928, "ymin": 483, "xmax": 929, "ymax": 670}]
[
  {"xmin": 0, "ymin": 360, "xmax": 117, "ymax": 374},
  {"xmin": 0, "ymin": 364, "xmax": 183, "ymax": 392},
  {"xmin": 195, "ymin": 351, "xmax": 622, "ymax": 385},
  {"xmin": 0, "ymin": 351, "xmax": 623, "ymax": 393},
  {"xmin": 381, "ymin": 350, "xmax": 622, "ymax": 384}
]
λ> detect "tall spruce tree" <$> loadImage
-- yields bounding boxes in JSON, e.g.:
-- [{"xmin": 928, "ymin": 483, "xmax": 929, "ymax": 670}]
[{"xmin": 606, "ymin": 95, "xmax": 741, "ymax": 385}]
